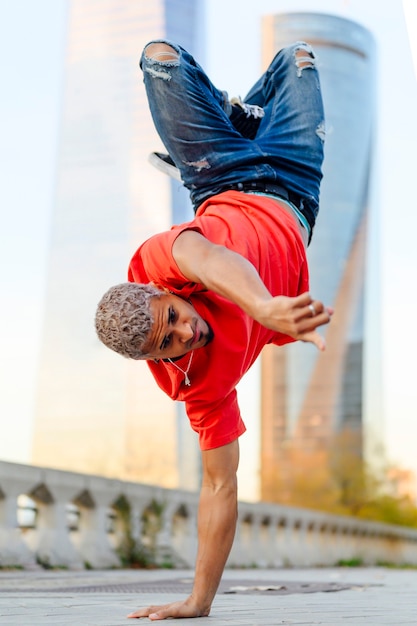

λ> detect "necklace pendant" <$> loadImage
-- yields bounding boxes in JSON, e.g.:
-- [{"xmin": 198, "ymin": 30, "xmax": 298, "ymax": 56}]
[{"xmin": 167, "ymin": 351, "xmax": 193, "ymax": 387}]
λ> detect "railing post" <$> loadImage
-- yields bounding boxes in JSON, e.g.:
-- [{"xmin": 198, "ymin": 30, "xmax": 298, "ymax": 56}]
[
  {"xmin": 72, "ymin": 476, "xmax": 121, "ymax": 569},
  {"xmin": 0, "ymin": 486, "xmax": 34, "ymax": 567},
  {"xmin": 29, "ymin": 484, "xmax": 83, "ymax": 568}
]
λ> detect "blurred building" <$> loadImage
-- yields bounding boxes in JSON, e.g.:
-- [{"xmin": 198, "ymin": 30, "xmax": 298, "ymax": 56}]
[
  {"xmin": 32, "ymin": 0, "xmax": 203, "ymax": 488},
  {"xmin": 260, "ymin": 13, "xmax": 376, "ymax": 500}
]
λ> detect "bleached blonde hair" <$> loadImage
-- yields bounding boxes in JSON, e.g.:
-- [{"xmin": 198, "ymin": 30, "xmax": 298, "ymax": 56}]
[{"xmin": 95, "ymin": 283, "xmax": 163, "ymax": 359}]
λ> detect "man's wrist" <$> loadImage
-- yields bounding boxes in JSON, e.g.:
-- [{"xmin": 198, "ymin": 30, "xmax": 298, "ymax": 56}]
[
  {"xmin": 188, "ymin": 592, "xmax": 212, "ymax": 616},
  {"xmin": 249, "ymin": 295, "xmax": 275, "ymax": 325}
]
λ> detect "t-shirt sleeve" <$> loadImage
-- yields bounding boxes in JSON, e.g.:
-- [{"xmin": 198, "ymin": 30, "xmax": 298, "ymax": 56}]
[
  {"xmin": 147, "ymin": 355, "xmax": 247, "ymax": 451},
  {"xmin": 185, "ymin": 389, "xmax": 246, "ymax": 450},
  {"xmin": 127, "ymin": 225, "xmax": 206, "ymax": 298}
]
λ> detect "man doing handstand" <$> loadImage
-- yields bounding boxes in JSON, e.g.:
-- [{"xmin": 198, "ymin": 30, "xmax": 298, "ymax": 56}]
[{"xmin": 95, "ymin": 39, "xmax": 332, "ymax": 620}]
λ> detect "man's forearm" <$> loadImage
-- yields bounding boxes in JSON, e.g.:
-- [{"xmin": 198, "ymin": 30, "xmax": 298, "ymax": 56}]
[
  {"xmin": 173, "ymin": 229, "xmax": 271, "ymax": 321},
  {"xmin": 173, "ymin": 230, "xmax": 332, "ymax": 349},
  {"xmin": 191, "ymin": 481, "xmax": 238, "ymax": 612}
]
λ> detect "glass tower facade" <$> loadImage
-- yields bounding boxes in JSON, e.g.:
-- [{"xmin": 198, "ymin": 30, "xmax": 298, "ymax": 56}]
[
  {"xmin": 32, "ymin": 0, "xmax": 202, "ymax": 488},
  {"xmin": 260, "ymin": 13, "xmax": 376, "ymax": 498}
]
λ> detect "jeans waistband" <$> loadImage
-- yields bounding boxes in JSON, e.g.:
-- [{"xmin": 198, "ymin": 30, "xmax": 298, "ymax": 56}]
[
  {"xmin": 221, "ymin": 181, "xmax": 314, "ymax": 244},
  {"xmin": 225, "ymin": 180, "xmax": 307, "ymax": 209}
]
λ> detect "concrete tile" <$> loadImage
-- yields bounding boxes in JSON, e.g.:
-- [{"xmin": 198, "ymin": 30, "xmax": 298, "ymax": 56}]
[{"xmin": 0, "ymin": 567, "xmax": 416, "ymax": 625}]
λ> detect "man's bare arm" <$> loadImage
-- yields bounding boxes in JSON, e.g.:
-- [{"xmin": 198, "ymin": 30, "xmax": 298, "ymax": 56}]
[
  {"xmin": 127, "ymin": 441, "xmax": 239, "ymax": 620},
  {"xmin": 172, "ymin": 229, "xmax": 332, "ymax": 350}
]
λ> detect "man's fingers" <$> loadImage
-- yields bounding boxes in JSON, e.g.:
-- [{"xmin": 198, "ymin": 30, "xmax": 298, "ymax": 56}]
[
  {"xmin": 301, "ymin": 330, "xmax": 326, "ymax": 351},
  {"xmin": 295, "ymin": 303, "xmax": 332, "ymax": 347},
  {"xmin": 298, "ymin": 309, "xmax": 331, "ymax": 332},
  {"xmin": 149, "ymin": 612, "xmax": 165, "ymax": 621},
  {"xmin": 292, "ymin": 296, "xmax": 331, "ymax": 323},
  {"xmin": 294, "ymin": 291, "xmax": 314, "ymax": 306},
  {"xmin": 300, "ymin": 304, "xmax": 334, "ymax": 350},
  {"xmin": 127, "ymin": 605, "xmax": 165, "ymax": 619},
  {"xmin": 127, "ymin": 599, "xmax": 200, "ymax": 620},
  {"xmin": 303, "ymin": 299, "xmax": 328, "ymax": 318}
]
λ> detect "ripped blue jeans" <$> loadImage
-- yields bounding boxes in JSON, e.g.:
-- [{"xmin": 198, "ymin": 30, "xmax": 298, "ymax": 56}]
[{"xmin": 140, "ymin": 41, "xmax": 325, "ymax": 230}]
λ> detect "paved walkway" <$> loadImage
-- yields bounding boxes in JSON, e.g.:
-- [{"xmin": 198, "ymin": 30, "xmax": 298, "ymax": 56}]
[{"xmin": 0, "ymin": 567, "xmax": 416, "ymax": 625}]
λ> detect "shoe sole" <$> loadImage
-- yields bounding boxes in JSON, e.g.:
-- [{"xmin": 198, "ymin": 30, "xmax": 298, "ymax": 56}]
[{"xmin": 148, "ymin": 152, "xmax": 182, "ymax": 182}]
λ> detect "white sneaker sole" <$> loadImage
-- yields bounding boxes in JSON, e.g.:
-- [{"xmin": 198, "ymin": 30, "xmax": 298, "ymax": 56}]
[{"xmin": 148, "ymin": 152, "xmax": 182, "ymax": 182}]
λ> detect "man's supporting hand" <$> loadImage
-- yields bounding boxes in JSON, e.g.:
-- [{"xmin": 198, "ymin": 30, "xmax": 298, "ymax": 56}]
[
  {"xmin": 127, "ymin": 598, "xmax": 209, "ymax": 620},
  {"xmin": 127, "ymin": 441, "xmax": 239, "ymax": 620}
]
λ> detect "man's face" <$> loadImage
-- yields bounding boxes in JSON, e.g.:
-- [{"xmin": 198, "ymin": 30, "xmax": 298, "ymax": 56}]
[{"xmin": 142, "ymin": 293, "xmax": 213, "ymax": 360}]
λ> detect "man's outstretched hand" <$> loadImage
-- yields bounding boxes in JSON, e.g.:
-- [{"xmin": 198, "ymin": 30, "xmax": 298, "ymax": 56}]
[
  {"xmin": 127, "ymin": 596, "xmax": 210, "ymax": 620},
  {"xmin": 255, "ymin": 292, "xmax": 333, "ymax": 351}
]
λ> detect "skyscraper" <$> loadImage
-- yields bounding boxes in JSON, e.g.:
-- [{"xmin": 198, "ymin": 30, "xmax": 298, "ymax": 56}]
[
  {"xmin": 32, "ymin": 0, "xmax": 203, "ymax": 488},
  {"xmin": 260, "ymin": 13, "xmax": 376, "ymax": 499}
]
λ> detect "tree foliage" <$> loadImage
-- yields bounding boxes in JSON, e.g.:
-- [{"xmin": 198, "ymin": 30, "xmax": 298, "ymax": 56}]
[{"xmin": 263, "ymin": 428, "xmax": 417, "ymax": 528}]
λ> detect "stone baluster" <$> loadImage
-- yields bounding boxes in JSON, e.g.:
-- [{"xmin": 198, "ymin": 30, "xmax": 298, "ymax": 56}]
[
  {"xmin": 0, "ymin": 485, "xmax": 34, "ymax": 567},
  {"xmin": 27, "ymin": 481, "xmax": 83, "ymax": 568},
  {"xmin": 72, "ymin": 476, "xmax": 121, "ymax": 568},
  {"xmin": 258, "ymin": 514, "xmax": 278, "ymax": 567},
  {"xmin": 170, "ymin": 496, "xmax": 198, "ymax": 567}
]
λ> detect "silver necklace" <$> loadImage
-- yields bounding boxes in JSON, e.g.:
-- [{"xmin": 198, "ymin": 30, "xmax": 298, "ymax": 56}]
[{"xmin": 167, "ymin": 351, "xmax": 194, "ymax": 386}]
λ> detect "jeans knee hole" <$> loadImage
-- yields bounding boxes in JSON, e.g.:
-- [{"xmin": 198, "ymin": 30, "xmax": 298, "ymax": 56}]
[{"xmin": 145, "ymin": 43, "xmax": 179, "ymax": 62}]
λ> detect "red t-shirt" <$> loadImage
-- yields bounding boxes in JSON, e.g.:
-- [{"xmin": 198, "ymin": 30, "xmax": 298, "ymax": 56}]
[{"xmin": 128, "ymin": 190, "xmax": 309, "ymax": 450}]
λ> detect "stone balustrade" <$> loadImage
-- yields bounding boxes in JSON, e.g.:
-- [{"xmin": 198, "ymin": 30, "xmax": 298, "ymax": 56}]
[{"xmin": 1, "ymin": 460, "xmax": 417, "ymax": 569}]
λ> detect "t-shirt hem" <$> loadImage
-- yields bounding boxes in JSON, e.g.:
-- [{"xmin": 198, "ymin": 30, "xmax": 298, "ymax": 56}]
[{"xmin": 199, "ymin": 424, "xmax": 247, "ymax": 451}]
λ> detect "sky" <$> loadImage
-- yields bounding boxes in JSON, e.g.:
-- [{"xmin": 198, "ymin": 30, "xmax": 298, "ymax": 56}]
[
  {"xmin": 0, "ymin": 0, "xmax": 68, "ymax": 461},
  {"xmin": 0, "ymin": 0, "xmax": 416, "ymax": 489}
]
